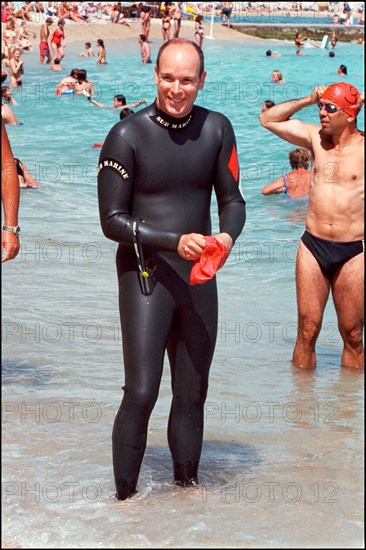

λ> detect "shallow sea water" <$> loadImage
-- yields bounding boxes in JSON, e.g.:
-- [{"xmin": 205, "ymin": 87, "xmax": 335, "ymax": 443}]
[{"xmin": 2, "ymin": 25, "xmax": 364, "ymax": 549}]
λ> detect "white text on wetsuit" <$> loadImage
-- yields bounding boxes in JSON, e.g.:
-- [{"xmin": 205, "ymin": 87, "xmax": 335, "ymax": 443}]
[
  {"xmin": 98, "ymin": 160, "xmax": 129, "ymax": 179},
  {"xmin": 155, "ymin": 115, "xmax": 192, "ymax": 129}
]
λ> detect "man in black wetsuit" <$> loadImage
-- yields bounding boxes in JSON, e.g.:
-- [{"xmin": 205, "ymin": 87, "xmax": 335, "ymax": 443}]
[{"xmin": 98, "ymin": 38, "xmax": 246, "ymax": 500}]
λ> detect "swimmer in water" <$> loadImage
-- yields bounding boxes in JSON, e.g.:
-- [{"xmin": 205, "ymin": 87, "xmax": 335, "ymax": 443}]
[
  {"xmin": 87, "ymin": 94, "xmax": 147, "ymax": 110},
  {"xmin": 261, "ymin": 148, "xmax": 311, "ymax": 198},
  {"xmin": 55, "ymin": 68, "xmax": 78, "ymax": 95},
  {"xmin": 259, "ymin": 82, "xmax": 364, "ymax": 370},
  {"xmin": 14, "ymin": 158, "xmax": 41, "ymax": 188},
  {"xmin": 337, "ymin": 64, "xmax": 348, "ymax": 76},
  {"xmin": 260, "ymin": 99, "xmax": 275, "ymax": 113},
  {"xmin": 98, "ymin": 38, "xmax": 246, "ymax": 500},
  {"xmin": 271, "ymin": 69, "xmax": 284, "ymax": 84},
  {"xmin": 96, "ymin": 39, "xmax": 107, "ymax": 64}
]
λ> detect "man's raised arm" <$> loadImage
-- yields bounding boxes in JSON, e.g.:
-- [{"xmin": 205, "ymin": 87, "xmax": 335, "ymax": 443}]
[{"xmin": 258, "ymin": 86, "xmax": 326, "ymax": 149}]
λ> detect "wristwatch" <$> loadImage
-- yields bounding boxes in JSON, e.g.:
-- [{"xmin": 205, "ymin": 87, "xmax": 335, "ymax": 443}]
[{"xmin": 3, "ymin": 225, "xmax": 21, "ymax": 237}]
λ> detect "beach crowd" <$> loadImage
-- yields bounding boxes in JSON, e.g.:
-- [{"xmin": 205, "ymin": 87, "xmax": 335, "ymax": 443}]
[{"xmin": 1, "ymin": 0, "xmax": 364, "ymax": 517}]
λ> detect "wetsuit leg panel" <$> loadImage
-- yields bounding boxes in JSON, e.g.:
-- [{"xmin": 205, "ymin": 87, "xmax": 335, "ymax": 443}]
[
  {"xmin": 167, "ymin": 280, "xmax": 218, "ymax": 484},
  {"xmin": 113, "ymin": 267, "xmax": 175, "ymax": 500}
]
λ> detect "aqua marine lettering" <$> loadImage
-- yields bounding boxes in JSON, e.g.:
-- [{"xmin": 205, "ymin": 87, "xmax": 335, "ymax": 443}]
[{"xmin": 98, "ymin": 159, "xmax": 129, "ymax": 179}]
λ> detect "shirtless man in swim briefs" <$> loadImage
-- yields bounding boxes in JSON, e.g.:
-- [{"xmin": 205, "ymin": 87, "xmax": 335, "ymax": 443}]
[
  {"xmin": 259, "ymin": 82, "xmax": 364, "ymax": 369},
  {"xmin": 138, "ymin": 34, "xmax": 151, "ymax": 64}
]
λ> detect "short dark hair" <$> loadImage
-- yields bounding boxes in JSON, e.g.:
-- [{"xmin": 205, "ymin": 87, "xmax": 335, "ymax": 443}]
[
  {"xmin": 266, "ymin": 50, "xmax": 272, "ymax": 56},
  {"xmin": 119, "ymin": 107, "xmax": 134, "ymax": 120},
  {"xmin": 114, "ymin": 94, "xmax": 126, "ymax": 105},
  {"xmin": 263, "ymin": 100, "xmax": 275, "ymax": 110},
  {"xmin": 329, "ymin": 51, "xmax": 335, "ymax": 57},
  {"xmin": 77, "ymin": 69, "xmax": 87, "ymax": 81},
  {"xmin": 156, "ymin": 38, "xmax": 204, "ymax": 76},
  {"xmin": 339, "ymin": 64, "xmax": 347, "ymax": 74}
]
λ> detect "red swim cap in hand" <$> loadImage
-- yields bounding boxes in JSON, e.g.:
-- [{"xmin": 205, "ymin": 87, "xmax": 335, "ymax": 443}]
[
  {"xmin": 190, "ymin": 236, "xmax": 229, "ymax": 285},
  {"xmin": 321, "ymin": 82, "xmax": 361, "ymax": 117}
]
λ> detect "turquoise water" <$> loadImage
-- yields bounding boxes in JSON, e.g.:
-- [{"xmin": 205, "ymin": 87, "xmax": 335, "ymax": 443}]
[
  {"xmin": 212, "ymin": 13, "xmax": 359, "ymax": 25},
  {"xmin": 2, "ymin": 30, "xmax": 364, "ymax": 548}
]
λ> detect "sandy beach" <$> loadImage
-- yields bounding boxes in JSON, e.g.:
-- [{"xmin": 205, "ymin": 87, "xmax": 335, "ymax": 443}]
[{"xmin": 24, "ymin": 17, "xmax": 267, "ymax": 46}]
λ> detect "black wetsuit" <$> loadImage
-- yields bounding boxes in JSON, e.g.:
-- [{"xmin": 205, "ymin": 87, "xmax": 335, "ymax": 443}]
[{"xmin": 98, "ymin": 101, "xmax": 246, "ymax": 500}]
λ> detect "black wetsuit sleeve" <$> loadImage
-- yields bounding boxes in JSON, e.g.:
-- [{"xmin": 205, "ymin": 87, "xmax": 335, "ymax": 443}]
[
  {"xmin": 213, "ymin": 119, "xmax": 246, "ymax": 242},
  {"xmin": 97, "ymin": 127, "xmax": 181, "ymax": 251}
]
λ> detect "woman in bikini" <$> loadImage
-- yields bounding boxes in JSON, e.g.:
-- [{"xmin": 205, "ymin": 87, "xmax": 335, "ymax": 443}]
[
  {"xmin": 96, "ymin": 39, "xmax": 107, "ymax": 64},
  {"xmin": 171, "ymin": 3, "xmax": 182, "ymax": 39},
  {"xmin": 194, "ymin": 15, "xmax": 204, "ymax": 49},
  {"xmin": 50, "ymin": 18, "xmax": 65, "ymax": 61},
  {"xmin": 161, "ymin": 9, "xmax": 171, "ymax": 42},
  {"xmin": 140, "ymin": 6, "xmax": 151, "ymax": 41},
  {"xmin": 261, "ymin": 148, "xmax": 311, "ymax": 198},
  {"xmin": 3, "ymin": 20, "xmax": 17, "ymax": 59},
  {"xmin": 9, "ymin": 48, "xmax": 24, "ymax": 89}
]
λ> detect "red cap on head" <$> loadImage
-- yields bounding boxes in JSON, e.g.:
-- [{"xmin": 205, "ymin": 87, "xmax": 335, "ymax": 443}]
[{"xmin": 321, "ymin": 82, "xmax": 361, "ymax": 117}]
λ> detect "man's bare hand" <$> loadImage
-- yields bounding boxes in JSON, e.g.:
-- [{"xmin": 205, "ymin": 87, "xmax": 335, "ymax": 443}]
[
  {"xmin": 178, "ymin": 233, "xmax": 206, "ymax": 261},
  {"xmin": 311, "ymin": 85, "xmax": 327, "ymax": 103},
  {"xmin": 1, "ymin": 231, "xmax": 20, "ymax": 262},
  {"xmin": 214, "ymin": 232, "xmax": 233, "ymax": 253}
]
